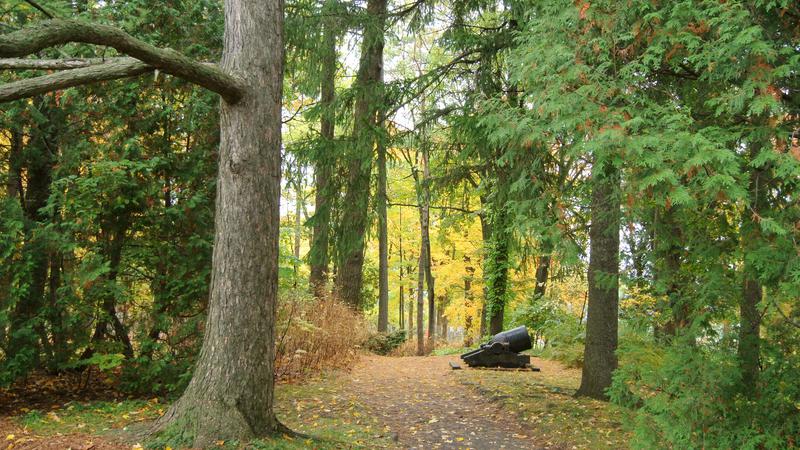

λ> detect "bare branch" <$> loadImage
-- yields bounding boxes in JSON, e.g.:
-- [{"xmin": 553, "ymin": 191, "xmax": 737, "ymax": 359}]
[
  {"xmin": 0, "ymin": 57, "xmax": 151, "ymax": 102},
  {"xmin": 0, "ymin": 19, "xmax": 245, "ymax": 102},
  {"xmin": 0, "ymin": 57, "xmax": 126, "ymax": 69}
]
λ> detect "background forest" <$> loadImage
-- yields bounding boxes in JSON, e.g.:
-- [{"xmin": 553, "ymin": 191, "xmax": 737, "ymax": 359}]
[{"xmin": 1, "ymin": 0, "xmax": 799, "ymax": 448}]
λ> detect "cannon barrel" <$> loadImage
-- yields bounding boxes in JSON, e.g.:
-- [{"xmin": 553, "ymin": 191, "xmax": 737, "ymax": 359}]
[{"xmin": 489, "ymin": 325, "xmax": 532, "ymax": 353}]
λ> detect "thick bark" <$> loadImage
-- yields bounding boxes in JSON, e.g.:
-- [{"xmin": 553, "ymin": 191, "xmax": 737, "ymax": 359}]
[
  {"xmin": 0, "ymin": 19, "xmax": 245, "ymax": 102},
  {"xmin": 154, "ymin": 0, "xmax": 285, "ymax": 445},
  {"xmin": 576, "ymin": 157, "xmax": 620, "ymax": 400},
  {"xmin": 308, "ymin": 13, "xmax": 337, "ymax": 297},
  {"xmin": 377, "ymin": 138, "xmax": 389, "ymax": 332},
  {"xmin": 334, "ymin": 0, "xmax": 386, "ymax": 307}
]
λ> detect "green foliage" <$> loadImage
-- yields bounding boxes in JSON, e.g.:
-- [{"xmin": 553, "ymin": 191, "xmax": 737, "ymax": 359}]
[
  {"xmin": 364, "ymin": 329, "xmax": 407, "ymax": 355},
  {"xmin": 610, "ymin": 338, "xmax": 800, "ymax": 449}
]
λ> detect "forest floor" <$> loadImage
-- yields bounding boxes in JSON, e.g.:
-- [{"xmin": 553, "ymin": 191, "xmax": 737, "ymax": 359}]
[{"xmin": 0, "ymin": 354, "xmax": 628, "ymax": 449}]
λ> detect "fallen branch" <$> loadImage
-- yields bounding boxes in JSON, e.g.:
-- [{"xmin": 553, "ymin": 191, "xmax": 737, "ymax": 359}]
[{"xmin": 0, "ymin": 57, "xmax": 126, "ymax": 70}]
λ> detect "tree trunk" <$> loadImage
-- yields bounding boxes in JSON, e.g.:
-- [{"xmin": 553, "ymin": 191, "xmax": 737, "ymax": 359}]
[
  {"xmin": 486, "ymin": 198, "xmax": 510, "ymax": 335},
  {"xmin": 377, "ymin": 138, "xmax": 389, "ymax": 332},
  {"xmin": 8, "ymin": 102, "xmax": 58, "ymax": 371},
  {"xmin": 154, "ymin": 0, "xmax": 285, "ymax": 445},
  {"xmin": 576, "ymin": 156, "xmax": 620, "ymax": 400},
  {"xmin": 478, "ymin": 197, "xmax": 491, "ymax": 336},
  {"xmin": 416, "ymin": 239, "xmax": 426, "ymax": 355},
  {"xmin": 739, "ymin": 142, "xmax": 767, "ymax": 394},
  {"xmin": 399, "ymin": 207, "xmax": 405, "ymax": 330},
  {"xmin": 293, "ymin": 163, "xmax": 303, "ymax": 288},
  {"xmin": 308, "ymin": 12, "xmax": 336, "ymax": 297},
  {"xmin": 533, "ymin": 242, "xmax": 552, "ymax": 299},
  {"xmin": 334, "ymin": 0, "xmax": 387, "ymax": 307},
  {"xmin": 421, "ymin": 150, "xmax": 435, "ymax": 345}
]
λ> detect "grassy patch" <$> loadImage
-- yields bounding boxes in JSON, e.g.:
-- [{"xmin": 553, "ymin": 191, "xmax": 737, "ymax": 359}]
[
  {"xmin": 430, "ymin": 346, "xmax": 471, "ymax": 356},
  {"xmin": 455, "ymin": 357, "xmax": 630, "ymax": 449},
  {"xmin": 16, "ymin": 398, "xmax": 163, "ymax": 435},
  {"xmin": 7, "ymin": 374, "xmax": 394, "ymax": 449}
]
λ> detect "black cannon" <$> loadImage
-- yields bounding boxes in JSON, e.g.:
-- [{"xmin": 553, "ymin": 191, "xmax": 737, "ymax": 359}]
[{"xmin": 459, "ymin": 326, "xmax": 533, "ymax": 368}]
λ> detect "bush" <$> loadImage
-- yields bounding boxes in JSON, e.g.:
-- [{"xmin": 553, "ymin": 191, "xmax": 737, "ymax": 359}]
[
  {"xmin": 539, "ymin": 317, "xmax": 585, "ymax": 368},
  {"xmin": 365, "ymin": 330, "xmax": 407, "ymax": 355},
  {"xmin": 273, "ymin": 291, "xmax": 367, "ymax": 381},
  {"xmin": 610, "ymin": 337, "xmax": 800, "ymax": 449}
]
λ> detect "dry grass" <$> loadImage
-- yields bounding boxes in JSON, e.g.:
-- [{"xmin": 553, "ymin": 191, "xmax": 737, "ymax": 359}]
[
  {"xmin": 389, "ymin": 337, "xmax": 434, "ymax": 356},
  {"xmin": 274, "ymin": 292, "xmax": 368, "ymax": 382}
]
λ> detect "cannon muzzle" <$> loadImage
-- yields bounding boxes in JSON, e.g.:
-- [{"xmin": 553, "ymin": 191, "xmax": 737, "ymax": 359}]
[{"xmin": 488, "ymin": 325, "xmax": 532, "ymax": 353}]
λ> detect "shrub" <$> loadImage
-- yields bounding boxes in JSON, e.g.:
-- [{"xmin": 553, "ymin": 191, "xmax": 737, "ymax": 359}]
[
  {"xmin": 610, "ymin": 337, "xmax": 800, "ymax": 449},
  {"xmin": 273, "ymin": 291, "xmax": 367, "ymax": 381},
  {"xmin": 365, "ymin": 330, "xmax": 407, "ymax": 355}
]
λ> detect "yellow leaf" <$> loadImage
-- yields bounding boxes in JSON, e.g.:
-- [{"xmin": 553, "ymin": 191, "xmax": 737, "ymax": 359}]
[{"xmin": 5, "ymin": 435, "xmax": 14, "ymax": 441}]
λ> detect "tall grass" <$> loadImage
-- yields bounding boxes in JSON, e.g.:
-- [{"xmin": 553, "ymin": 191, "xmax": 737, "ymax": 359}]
[{"xmin": 274, "ymin": 291, "xmax": 367, "ymax": 381}]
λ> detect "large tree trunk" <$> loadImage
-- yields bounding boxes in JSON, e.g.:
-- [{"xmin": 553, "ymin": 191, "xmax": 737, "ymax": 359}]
[
  {"xmin": 309, "ymin": 11, "xmax": 337, "ymax": 297},
  {"xmin": 377, "ymin": 138, "xmax": 389, "ymax": 332},
  {"xmin": 334, "ymin": 0, "xmax": 386, "ymax": 306},
  {"xmin": 576, "ymin": 156, "xmax": 620, "ymax": 400},
  {"xmin": 154, "ymin": 0, "xmax": 285, "ymax": 445},
  {"xmin": 739, "ymin": 142, "xmax": 767, "ymax": 394},
  {"xmin": 533, "ymin": 242, "xmax": 552, "ymax": 299}
]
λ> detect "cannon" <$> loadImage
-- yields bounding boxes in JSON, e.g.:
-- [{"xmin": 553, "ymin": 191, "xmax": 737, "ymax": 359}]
[{"xmin": 459, "ymin": 326, "xmax": 533, "ymax": 368}]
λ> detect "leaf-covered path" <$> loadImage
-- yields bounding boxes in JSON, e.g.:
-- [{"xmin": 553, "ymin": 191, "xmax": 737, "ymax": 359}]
[{"xmin": 343, "ymin": 355, "xmax": 549, "ymax": 449}]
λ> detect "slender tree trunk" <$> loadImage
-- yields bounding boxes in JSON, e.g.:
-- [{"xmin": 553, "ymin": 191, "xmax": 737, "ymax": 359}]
[
  {"xmin": 399, "ymin": 207, "xmax": 405, "ymax": 330},
  {"xmin": 8, "ymin": 103, "xmax": 58, "ymax": 370},
  {"xmin": 408, "ymin": 284, "xmax": 414, "ymax": 335},
  {"xmin": 377, "ymin": 138, "xmax": 389, "ymax": 332},
  {"xmin": 416, "ymin": 235, "xmax": 426, "ymax": 355},
  {"xmin": 739, "ymin": 142, "xmax": 767, "ymax": 394},
  {"xmin": 309, "ymin": 7, "xmax": 337, "ymax": 297},
  {"xmin": 421, "ymin": 150, "xmax": 435, "ymax": 344},
  {"xmin": 334, "ymin": 0, "xmax": 387, "ymax": 306},
  {"xmin": 576, "ymin": 156, "xmax": 620, "ymax": 400},
  {"xmin": 155, "ymin": 0, "xmax": 286, "ymax": 445},
  {"xmin": 293, "ymin": 163, "xmax": 303, "ymax": 288},
  {"xmin": 478, "ymin": 198, "xmax": 491, "ymax": 336},
  {"xmin": 534, "ymin": 242, "xmax": 552, "ymax": 299}
]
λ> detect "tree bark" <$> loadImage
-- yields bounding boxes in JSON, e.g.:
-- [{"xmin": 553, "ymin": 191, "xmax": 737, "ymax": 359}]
[
  {"xmin": 154, "ymin": 0, "xmax": 286, "ymax": 445},
  {"xmin": 309, "ymin": 10, "xmax": 337, "ymax": 298},
  {"xmin": 416, "ymin": 232, "xmax": 426, "ymax": 355},
  {"xmin": 576, "ymin": 156, "xmax": 620, "ymax": 400},
  {"xmin": 421, "ymin": 150, "xmax": 435, "ymax": 344},
  {"xmin": 334, "ymin": 0, "xmax": 386, "ymax": 307},
  {"xmin": 377, "ymin": 138, "xmax": 389, "ymax": 332},
  {"xmin": 738, "ymin": 142, "xmax": 767, "ymax": 394}
]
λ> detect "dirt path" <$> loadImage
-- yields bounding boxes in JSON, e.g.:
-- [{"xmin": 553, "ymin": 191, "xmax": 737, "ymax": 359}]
[{"xmin": 343, "ymin": 355, "xmax": 548, "ymax": 449}]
